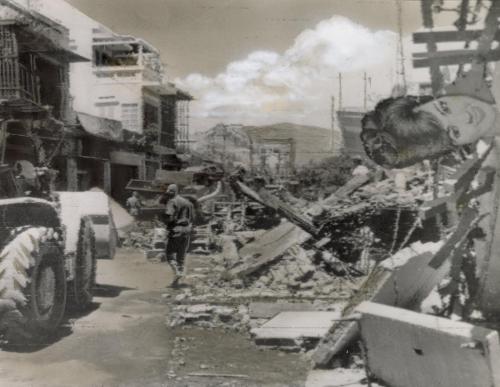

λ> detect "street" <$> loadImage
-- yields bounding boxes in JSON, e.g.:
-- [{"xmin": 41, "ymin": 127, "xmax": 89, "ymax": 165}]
[{"xmin": 0, "ymin": 248, "xmax": 309, "ymax": 387}]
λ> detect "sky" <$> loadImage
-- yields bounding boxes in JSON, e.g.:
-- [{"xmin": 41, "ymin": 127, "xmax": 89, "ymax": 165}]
[{"xmin": 63, "ymin": 0, "xmax": 462, "ymax": 131}]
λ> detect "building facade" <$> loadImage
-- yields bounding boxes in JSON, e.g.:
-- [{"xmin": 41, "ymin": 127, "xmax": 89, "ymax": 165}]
[
  {"xmin": 0, "ymin": 0, "xmax": 87, "ymax": 191},
  {"xmin": 5, "ymin": 0, "xmax": 193, "ymax": 202}
]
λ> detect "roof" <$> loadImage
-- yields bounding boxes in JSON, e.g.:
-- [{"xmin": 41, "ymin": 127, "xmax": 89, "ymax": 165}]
[
  {"xmin": 76, "ymin": 112, "xmax": 123, "ymax": 142},
  {"xmin": 143, "ymin": 84, "xmax": 193, "ymax": 101}
]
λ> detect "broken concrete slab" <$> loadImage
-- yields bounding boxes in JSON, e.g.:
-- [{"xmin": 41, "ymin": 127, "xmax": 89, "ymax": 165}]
[
  {"xmin": 356, "ymin": 301, "xmax": 500, "ymax": 387},
  {"xmin": 248, "ymin": 302, "xmax": 316, "ymax": 319},
  {"xmin": 313, "ymin": 241, "xmax": 448, "ymax": 367},
  {"xmin": 251, "ymin": 311, "xmax": 341, "ymax": 346},
  {"xmin": 305, "ymin": 368, "xmax": 383, "ymax": 387},
  {"xmin": 227, "ymin": 221, "xmax": 311, "ymax": 279},
  {"xmin": 322, "ymin": 174, "xmax": 371, "ymax": 205}
]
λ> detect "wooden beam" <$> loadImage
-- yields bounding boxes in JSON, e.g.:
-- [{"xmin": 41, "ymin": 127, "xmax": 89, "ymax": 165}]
[
  {"xmin": 413, "ymin": 29, "xmax": 500, "ymax": 44},
  {"xmin": 461, "ymin": 168, "xmax": 496, "ymax": 203},
  {"xmin": 428, "ymin": 206, "xmax": 480, "ymax": 269},
  {"xmin": 413, "ymin": 48, "xmax": 500, "ymax": 68},
  {"xmin": 444, "ymin": 143, "xmax": 493, "ymax": 194}
]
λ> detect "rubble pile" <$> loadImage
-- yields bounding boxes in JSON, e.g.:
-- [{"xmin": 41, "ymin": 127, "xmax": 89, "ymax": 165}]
[
  {"xmin": 164, "ymin": 238, "xmax": 357, "ymax": 333},
  {"xmin": 121, "ymin": 223, "xmax": 155, "ymax": 249},
  {"xmin": 163, "ymin": 146, "xmax": 495, "ymax": 386},
  {"xmin": 166, "ymin": 303, "xmax": 249, "ymax": 330},
  {"xmin": 348, "ymin": 170, "xmax": 433, "ymax": 207},
  {"xmin": 190, "ymin": 244, "xmax": 357, "ymax": 301}
]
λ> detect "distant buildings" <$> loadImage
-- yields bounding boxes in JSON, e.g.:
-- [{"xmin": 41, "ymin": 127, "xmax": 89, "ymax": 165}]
[
  {"xmin": 337, "ymin": 109, "xmax": 365, "ymax": 156},
  {"xmin": 1, "ymin": 0, "xmax": 192, "ymax": 203},
  {"xmin": 196, "ymin": 122, "xmax": 333, "ymax": 178}
]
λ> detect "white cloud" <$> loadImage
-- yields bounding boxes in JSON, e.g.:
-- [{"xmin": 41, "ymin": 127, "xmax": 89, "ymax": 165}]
[{"xmin": 175, "ymin": 16, "xmax": 404, "ymax": 131}]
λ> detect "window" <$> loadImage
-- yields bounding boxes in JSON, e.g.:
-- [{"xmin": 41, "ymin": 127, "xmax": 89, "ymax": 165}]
[{"xmin": 121, "ymin": 103, "xmax": 139, "ymax": 131}]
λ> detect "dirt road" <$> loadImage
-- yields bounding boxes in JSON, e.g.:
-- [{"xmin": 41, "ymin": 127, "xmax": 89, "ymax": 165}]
[{"xmin": 0, "ymin": 249, "xmax": 309, "ymax": 387}]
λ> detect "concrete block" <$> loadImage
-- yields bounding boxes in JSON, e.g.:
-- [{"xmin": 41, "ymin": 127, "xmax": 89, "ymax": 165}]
[
  {"xmin": 251, "ymin": 311, "xmax": 340, "ymax": 346},
  {"xmin": 356, "ymin": 301, "xmax": 500, "ymax": 387},
  {"xmin": 229, "ymin": 221, "xmax": 311, "ymax": 278},
  {"xmin": 313, "ymin": 241, "xmax": 447, "ymax": 366},
  {"xmin": 305, "ymin": 369, "xmax": 383, "ymax": 387},
  {"xmin": 248, "ymin": 302, "xmax": 316, "ymax": 319}
]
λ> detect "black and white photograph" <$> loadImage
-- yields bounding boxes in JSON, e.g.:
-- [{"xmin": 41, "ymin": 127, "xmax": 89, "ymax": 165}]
[{"xmin": 1, "ymin": 0, "xmax": 500, "ymax": 386}]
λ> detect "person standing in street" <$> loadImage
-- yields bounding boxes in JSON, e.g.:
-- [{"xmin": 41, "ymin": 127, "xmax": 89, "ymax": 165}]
[
  {"xmin": 126, "ymin": 191, "xmax": 142, "ymax": 217},
  {"xmin": 161, "ymin": 184, "xmax": 194, "ymax": 288}
]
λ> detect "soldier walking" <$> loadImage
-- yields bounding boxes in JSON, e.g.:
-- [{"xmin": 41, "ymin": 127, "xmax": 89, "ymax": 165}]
[{"xmin": 161, "ymin": 184, "xmax": 194, "ymax": 288}]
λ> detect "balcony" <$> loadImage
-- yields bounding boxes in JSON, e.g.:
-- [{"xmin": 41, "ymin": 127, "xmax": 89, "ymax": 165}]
[{"xmin": 0, "ymin": 59, "xmax": 42, "ymax": 113}]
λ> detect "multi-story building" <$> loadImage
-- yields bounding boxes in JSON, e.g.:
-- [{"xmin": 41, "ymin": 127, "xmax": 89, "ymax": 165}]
[
  {"xmin": 0, "ymin": 0, "xmax": 87, "ymax": 190},
  {"xmin": 8, "ymin": 0, "xmax": 193, "ymax": 202}
]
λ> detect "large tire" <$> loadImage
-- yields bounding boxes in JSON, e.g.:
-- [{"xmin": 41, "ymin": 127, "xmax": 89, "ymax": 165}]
[
  {"xmin": 0, "ymin": 227, "xmax": 66, "ymax": 342},
  {"xmin": 69, "ymin": 216, "xmax": 96, "ymax": 310}
]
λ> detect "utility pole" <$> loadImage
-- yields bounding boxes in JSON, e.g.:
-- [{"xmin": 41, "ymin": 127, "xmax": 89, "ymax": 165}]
[
  {"xmin": 396, "ymin": 0, "xmax": 407, "ymax": 89},
  {"xmin": 338, "ymin": 73, "xmax": 343, "ymax": 111},
  {"xmin": 331, "ymin": 96, "xmax": 335, "ymax": 152},
  {"xmin": 363, "ymin": 72, "xmax": 368, "ymax": 111}
]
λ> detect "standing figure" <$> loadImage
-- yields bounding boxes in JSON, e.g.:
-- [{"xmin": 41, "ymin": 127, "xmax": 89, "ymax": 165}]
[
  {"xmin": 126, "ymin": 191, "xmax": 142, "ymax": 217},
  {"xmin": 161, "ymin": 184, "xmax": 194, "ymax": 288}
]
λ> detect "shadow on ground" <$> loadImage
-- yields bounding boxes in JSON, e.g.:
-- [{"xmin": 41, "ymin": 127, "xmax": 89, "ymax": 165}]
[
  {"xmin": 93, "ymin": 283, "xmax": 135, "ymax": 298},
  {"xmin": 0, "ymin": 284, "xmax": 134, "ymax": 353}
]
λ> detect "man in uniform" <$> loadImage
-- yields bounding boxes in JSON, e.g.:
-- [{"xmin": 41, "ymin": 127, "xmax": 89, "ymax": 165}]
[{"xmin": 161, "ymin": 184, "xmax": 194, "ymax": 288}]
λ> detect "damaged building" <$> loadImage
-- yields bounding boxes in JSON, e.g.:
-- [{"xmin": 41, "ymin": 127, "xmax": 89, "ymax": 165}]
[
  {"xmin": 2, "ymin": 0, "xmax": 193, "ymax": 203},
  {"xmin": 0, "ymin": 0, "xmax": 87, "ymax": 189},
  {"xmin": 80, "ymin": 25, "xmax": 193, "ymax": 202}
]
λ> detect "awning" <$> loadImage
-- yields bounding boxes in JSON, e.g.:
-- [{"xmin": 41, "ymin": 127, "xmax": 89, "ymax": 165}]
[
  {"xmin": 77, "ymin": 112, "xmax": 123, "ymax": 142},
  {"xmin": 143, "ymin": 84, "xmax": 193, "ymax": 101}
]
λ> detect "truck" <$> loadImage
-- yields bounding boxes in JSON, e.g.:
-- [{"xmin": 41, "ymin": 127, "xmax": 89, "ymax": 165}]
[{"xmin": 0, "ymin": 157, "xmax": 116, "ymax": 343}]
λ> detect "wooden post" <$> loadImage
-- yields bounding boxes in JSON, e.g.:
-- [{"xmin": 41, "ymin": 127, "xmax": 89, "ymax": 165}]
[{"xmin": 66, "ymin": 157, "xmax": 78, "ymax": 191}]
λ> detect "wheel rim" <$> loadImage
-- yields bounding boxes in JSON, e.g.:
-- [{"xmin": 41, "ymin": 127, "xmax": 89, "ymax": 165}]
[{"xmin": 36, "ymin": 264, "xmax": 56, "ymax": 317}]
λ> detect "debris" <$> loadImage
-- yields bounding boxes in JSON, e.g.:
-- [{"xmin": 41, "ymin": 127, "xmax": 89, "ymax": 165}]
[
  {"xmin": 251, "ymin": 311, "xmax": 342, "ymax": 348},
  {"xmin": 313, "ymin": 241, "xmax": 447, "ymax": 366},
  {"xmin": 356, "ymin": 301, "xmax": 500, "ymax": 387},
  {"xmin": 322, "ymin": 173, "xmax": 371, "ymax": 204},
  {"xmin": 227, "ymin": 221, "xmax": 311, "ymax": 279},
  {"xmin": 219, "ymin": 235, "xmax": 240, "ymax": 266},
  {"xmin": 187, "ymin": 372, "xmax": 250, "ymax": 379},
  {"xmin": 305, "ymin": 368, "xmax": 383, "ymax": 387},
  {"xmin": 166, "ymin": 304, "xmax": 243, "ymax": 330},
  {"xmin": 249, "ymin": 302, "xmax": 316, "ymax": 319}
]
